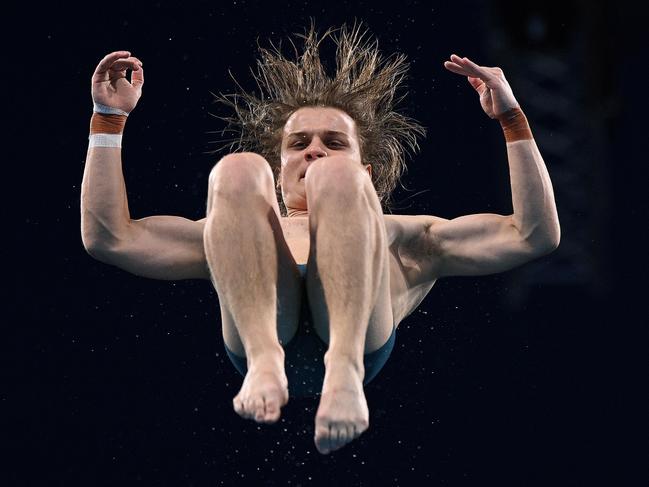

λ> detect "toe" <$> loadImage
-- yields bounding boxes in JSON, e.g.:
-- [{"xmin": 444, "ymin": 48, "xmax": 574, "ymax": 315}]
[
  {"xmin": 329, "ymin": 426, "xmax": 340, "ymax": 451},
  {"xmin": 346, "ymin": 425, "xmax": 354, "ymax": 443},
  {"xmin": 254, "ymin": 398, "xmax": 265, "ymax": 421},
  {"xmin": 233, "ymin": 396, "xmax": 244, "ymax": 416},
  {"xmin": 244, "ymin": 398, "xmax": 255, "ymax": 418},
  {"xmin": 337, "ymin": 425, "xmax": 348, "ymax": 448},
  {"xmin": 264, "ymin": 399, "xmax": 279, "ymax": 422},
  {"xmin": 315, "ymin": 424, "xmax": 332, "ymax": 454}
]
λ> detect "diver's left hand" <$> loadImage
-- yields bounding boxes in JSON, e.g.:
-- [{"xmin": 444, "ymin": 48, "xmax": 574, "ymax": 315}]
[{"xmin": 443, "ymin": 54, "xmax": 519, "ymax": 119}]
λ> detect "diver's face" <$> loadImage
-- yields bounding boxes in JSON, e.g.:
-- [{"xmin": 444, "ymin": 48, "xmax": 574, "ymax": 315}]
[{"xmin": 279, "ymin": 106, "xmax": 369, "ymax": 216}]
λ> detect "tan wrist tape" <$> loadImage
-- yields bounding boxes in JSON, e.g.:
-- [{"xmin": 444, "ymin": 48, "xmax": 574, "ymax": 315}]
[
  {"xmin": 88, "ymin": 113, "xmax": 127, "ymax": 148},
  {"xmin": 90, "ymin": 112, "xmax": 127, "ymax": 134},
  {"xmin": 497, "ymin": 107, "xmax": 533, "ymax": 143}
]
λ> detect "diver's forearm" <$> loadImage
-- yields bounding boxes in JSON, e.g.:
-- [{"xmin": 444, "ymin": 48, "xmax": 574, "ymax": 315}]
[
  {"xmin": 505, "ymin": 137, "xmax": 560, "ymax": 248},
  {"xmin": 80, "ymin": 131, "xmax": 132, "ymax": 250}
]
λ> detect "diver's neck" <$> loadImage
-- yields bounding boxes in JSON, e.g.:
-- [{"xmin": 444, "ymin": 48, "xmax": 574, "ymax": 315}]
[{"xmin": 286, "ymin": 208, "xmax": 309, "ymax": 218}]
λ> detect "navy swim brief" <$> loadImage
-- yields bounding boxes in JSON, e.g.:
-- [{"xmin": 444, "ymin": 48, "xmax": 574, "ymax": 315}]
[{"xmin": 223, "ymin": 263, "xmax": 396, "ymax": 398}]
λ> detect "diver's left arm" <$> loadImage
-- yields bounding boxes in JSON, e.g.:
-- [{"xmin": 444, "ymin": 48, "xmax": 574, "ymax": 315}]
[{"xmin": 416, "ymin": 55, "xmax": 560, "ymax": 278}]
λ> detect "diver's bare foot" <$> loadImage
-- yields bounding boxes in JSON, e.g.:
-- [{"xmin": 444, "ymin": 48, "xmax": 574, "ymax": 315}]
[
  {"xmin": 314, "ymin": 357, "xmax": 369, "ymax": 454},
  {"xmin": 232, "ymin": 349, "xmax": 288, "ymax": 424}
]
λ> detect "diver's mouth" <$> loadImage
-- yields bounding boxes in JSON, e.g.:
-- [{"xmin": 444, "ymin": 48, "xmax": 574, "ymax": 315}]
[{"xmin": 298, "ymin": 164, "xmax": 310, "ymax": 181}]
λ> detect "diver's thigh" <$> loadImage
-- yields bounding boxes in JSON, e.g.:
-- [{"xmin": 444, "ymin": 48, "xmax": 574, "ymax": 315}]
[
  {"xmin": 220, "ymin": 244, "xmax": 305, "ymax": 357},
  {"xmin": 213, "ymin": 158, "xmax": 304, "ymax": 357},
  {"xmin": 305, "ymin": 250, "xmax": 393, "ymax": 355}
]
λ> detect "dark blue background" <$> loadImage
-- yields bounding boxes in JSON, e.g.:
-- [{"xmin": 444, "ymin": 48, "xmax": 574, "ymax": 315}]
[{"xmin": 10, "ymin": 1, "xmax": 645, "ymax": 485}]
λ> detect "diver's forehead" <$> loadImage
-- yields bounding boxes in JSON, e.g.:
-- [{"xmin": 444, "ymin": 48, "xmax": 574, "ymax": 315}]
[{"xmin": 283, "ymin": 106, "xmax": 356, "ymax": 137}]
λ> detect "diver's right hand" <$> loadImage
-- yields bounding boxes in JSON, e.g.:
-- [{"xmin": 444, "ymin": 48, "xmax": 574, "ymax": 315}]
[{"xmin": 91, "ymin": 51, "xmax": 144, "ymax": 114}]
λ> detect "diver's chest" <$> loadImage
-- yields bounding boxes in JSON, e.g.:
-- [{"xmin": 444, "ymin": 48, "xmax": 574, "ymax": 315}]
[{"xmin": 280, "ymin": 218, "xmax": 311, "ymax": 265}]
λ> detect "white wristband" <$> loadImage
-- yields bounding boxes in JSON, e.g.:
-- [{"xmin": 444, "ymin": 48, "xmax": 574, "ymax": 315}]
[
  {"xmin": 93, "ymin": 102, "xmax": 130, "ymax": 116},
  {"xmin": 88, "ymin": 133, "xmax": 123, "ymax": 148}
]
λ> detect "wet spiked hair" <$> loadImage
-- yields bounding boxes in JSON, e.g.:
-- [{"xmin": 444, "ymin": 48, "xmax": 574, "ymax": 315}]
[{"xmin": 207, "ymin": 18, "xmax": 426, "ymax": 216}]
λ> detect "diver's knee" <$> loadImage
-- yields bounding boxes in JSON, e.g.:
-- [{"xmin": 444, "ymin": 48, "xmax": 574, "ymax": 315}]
[{"xmin": 208, "ymin": 152, "xmax": 274, "ymax": 194}]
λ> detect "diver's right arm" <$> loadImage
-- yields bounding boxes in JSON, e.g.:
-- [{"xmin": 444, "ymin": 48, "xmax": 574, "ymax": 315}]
[{"xmin": 81, "ymin": 51, "xmax": 210, "ymax": 281}]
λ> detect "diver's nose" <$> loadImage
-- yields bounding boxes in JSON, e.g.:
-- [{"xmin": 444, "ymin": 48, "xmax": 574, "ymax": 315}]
[{"xmin": 305, "ymin": 146, "xmax": 328, "ymax": 161}]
